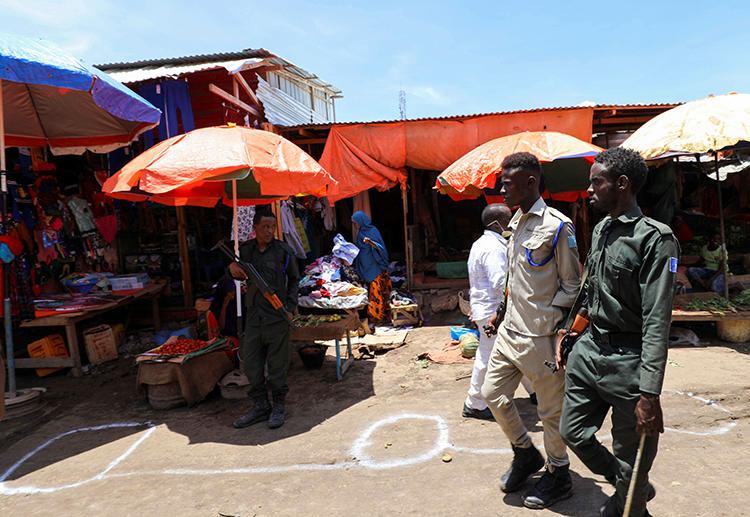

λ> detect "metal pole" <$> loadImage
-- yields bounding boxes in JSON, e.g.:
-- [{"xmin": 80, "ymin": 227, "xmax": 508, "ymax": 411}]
[
  {"xmin": 714, "ymin": 154, "xmax": 729, "ymax": 299},
  {"xmin": 0, "ymin": 78, "xmax": 16, "ymax": 395},
  {"xmin": 232, "ymin": 180, "xmax": 242, "ymax": 339}
]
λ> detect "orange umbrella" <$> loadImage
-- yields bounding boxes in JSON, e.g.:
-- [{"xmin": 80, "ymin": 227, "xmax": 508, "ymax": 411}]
[
  {"xmin": 103, "ymin": 125, "xmax": 336, "ymax": 205},
  {"xmin": 436, "ymin": 131, "xmax": 604, "ymax": 202}
]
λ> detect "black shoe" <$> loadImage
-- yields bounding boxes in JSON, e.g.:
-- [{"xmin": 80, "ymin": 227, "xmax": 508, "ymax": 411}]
[
  {"xmin": 529, "ymin": 392, "xmax": 538, "ymax": 406},
  {"xmin": 233, "ymin": 400, "xmax": 271, "ymax": 428},
  {"xmin": 462, "ymin": 404, "xmax": 494, "ymax": 421},
  {"xmin": 599, "ymin": 495, "xmax": 652, "ymax": 517},
  {"xmin": 500, "ymin": 444, "xmax": 545, "ymax": 493},
  {"xmin": 523, "ymin": 465, "xmax": 573, "ymax": 509},
  {"xmin": 268, "ymin": 402, "xmax": 286, "ymax": 429},
  {"xmin": 605, "ymin": 474, "xmax": 656, "ymax": 502}
]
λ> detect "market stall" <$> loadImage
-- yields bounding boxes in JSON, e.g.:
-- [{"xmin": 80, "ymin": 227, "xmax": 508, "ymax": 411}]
[
  {"xmin": 136, "ymin": 336, "xmax": 234, "ymax": 409},
  {"xmin": 290, "ymin": 312, "xmax": 359, "ymax": 380},
  {"xmin": 18, "ymin": 283, "xmax": 163, "ymax": 376}
]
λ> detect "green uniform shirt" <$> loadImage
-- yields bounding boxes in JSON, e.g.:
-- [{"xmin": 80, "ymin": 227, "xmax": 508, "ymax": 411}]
[
  {"xmin": 239, "ymin": 238, "xmax": 300, "ymax": 326},
  {"xmin": 585, "ymin": 207, "xmax": 679, "ymax": 395}
]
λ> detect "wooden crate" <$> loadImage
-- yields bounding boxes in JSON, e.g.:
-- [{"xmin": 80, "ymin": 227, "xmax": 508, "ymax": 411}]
[{"xmin": 390, "ymin": 304, "xmax": 422, "ymax": 327}]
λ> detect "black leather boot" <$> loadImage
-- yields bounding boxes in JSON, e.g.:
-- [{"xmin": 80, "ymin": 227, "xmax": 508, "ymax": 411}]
[
  {"xmin": 499, "ymin": 444, "xmax": 545, "ymax": 493},
  {"xmin": 523, "ymin": 464, "xmax": 573, "ymax": 509},
  {"xmin": 268, "ymin": 397, "xmax": 286, "ymax": 429},
  {"xmin": 233, "ymin": 398, "xmax": 271, "ymax": 428}
]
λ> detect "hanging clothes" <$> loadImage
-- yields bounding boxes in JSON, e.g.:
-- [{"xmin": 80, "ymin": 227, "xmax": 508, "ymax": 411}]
[
  {"xmin": 279, "ymin": 201, "xmax": 306, "ymax": 259},
  {"xmin": 320, "ymin": 197, "xmax": 336, "ymax": 231},
  {"xmin": 230, "ymin": 206, "xmax": 255, "ymax": 242},
  {"xmin": 138, "ymin": 80, "xmax": 196, "ymax": 148}
]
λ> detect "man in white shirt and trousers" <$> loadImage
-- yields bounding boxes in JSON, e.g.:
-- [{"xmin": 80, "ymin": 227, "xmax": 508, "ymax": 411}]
[{"xmin": 463, "ymin": 203, "xmax": 536, "ymax": 420}]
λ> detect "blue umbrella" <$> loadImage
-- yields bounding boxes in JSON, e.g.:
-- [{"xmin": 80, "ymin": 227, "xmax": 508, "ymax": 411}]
[{"xmin": 0, "ymin": 33, "xmax": 161, "ymax": 396}]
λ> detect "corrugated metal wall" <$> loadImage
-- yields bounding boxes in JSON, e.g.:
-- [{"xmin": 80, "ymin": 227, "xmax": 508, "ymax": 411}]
[{"xmin": 257, "ymin": 75, "xmax": 331, "ymax": 126}]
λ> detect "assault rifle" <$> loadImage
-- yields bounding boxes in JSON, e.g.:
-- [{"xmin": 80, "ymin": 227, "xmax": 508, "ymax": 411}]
[
  {"xmin": 545, "ymin": 308, "xmax": 589, "ymax": 373},
  {"xmin": 212, "ymin": 240, "xmax": 293, "ymax": 325}
]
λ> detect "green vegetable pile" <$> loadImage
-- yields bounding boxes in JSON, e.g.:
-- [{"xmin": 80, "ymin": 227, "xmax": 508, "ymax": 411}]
[{"xmin": 683, "ymin": 289, "xmax": 750, "ymax": 315}]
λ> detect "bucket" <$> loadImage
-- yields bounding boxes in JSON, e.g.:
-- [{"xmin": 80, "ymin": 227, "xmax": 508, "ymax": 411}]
[
  {"xmin": 717, "ymin": 319, "xmax": 750, "ymax": 343},
  {"xmin": 298, "ymin": 344, "xmax": 326, "ymax": 369}
]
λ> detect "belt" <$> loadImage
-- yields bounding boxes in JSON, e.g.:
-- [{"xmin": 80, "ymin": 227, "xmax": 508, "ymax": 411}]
[{"xmin": 590, "ymin": 328, "xmax": 642, "ymax": 352}]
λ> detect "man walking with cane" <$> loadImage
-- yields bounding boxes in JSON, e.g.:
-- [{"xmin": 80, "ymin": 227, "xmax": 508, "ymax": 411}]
[{"xmin": 558, "ymin": 147, "xmax": 678, "ymax": 516}]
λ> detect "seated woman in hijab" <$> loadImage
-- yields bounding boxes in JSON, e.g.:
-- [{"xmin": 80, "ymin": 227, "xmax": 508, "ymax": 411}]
[{"xmin": 352, "ymin": 211, "xmax": 391, "ymax": 323}]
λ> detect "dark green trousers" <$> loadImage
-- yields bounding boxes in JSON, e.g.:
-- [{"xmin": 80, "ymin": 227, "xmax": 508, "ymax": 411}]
[
  {"xmin": 560, "ymin": 333, "xmax": 658, "ymax": 517},
  {"xmin": 242, "ymin": 321, "xmax": 290, "ymax": 403}
]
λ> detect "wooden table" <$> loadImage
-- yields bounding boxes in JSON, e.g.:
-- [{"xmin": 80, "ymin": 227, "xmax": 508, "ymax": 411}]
[
  {"xmin": 290, "ymin": 314, "xmax": 359, "ymax": 380},
  {"xmin": 18, "ymin": 284, "xmax": 164, "ymax": 377}
]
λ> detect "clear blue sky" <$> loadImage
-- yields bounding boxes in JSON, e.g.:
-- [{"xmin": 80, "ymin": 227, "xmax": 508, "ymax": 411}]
[{"xmin": 2, "ymin": 0, "xmax": 748, "ymax": 122}]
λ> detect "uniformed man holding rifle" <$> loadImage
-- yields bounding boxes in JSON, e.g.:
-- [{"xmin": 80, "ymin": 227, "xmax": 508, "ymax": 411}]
[
  {"xmin": 558, "ymin": 147, "xmax": 678, "ymax": 517},
  {"xmin": 227, "ymin": 207, "xmax": 299, "ymax": 430}
]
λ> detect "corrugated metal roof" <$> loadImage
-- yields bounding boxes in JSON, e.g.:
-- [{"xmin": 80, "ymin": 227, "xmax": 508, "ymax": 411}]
[
  {"xmin": 283, "ymin": 102, "xmax": 680, "ymax": 129},
  {"xmin": 96, "ymin": 48, "xmax": 341, "ymax": 95},
  {"xmin": 100, "ymin": 57, "xmax": 266, "ymax": 85}
]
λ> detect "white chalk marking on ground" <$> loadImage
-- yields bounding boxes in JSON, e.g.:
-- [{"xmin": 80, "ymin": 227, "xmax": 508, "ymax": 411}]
[
  {"xmin": 349, "ymin": 413, "xmax": 451, "ymax": 469},
  {"xmin": 0, "ymin": 422, "xmax": 155, "ymax": 495},
  {"xmin": 0, "ymin": 390, "xmax": 737, "ymax": 495},
  {"xmin": 663, "ymin": 388, "xmax": 733, "ymax": 414}
]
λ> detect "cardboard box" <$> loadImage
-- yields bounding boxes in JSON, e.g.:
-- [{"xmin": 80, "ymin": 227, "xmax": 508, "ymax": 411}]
[
  {"xmin": 83, "ymin": 325, "xmax": 118, "ymax": 364},
  {"xmin": 27, "ymin": 334, "xmax": 68, "ymax": 377},
  {"xmin": 110, "ymin": 273, "xmax": 150, "ymax": 292}
]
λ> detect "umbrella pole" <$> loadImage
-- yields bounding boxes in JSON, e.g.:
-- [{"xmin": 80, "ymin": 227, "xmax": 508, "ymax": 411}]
[
  {"xmin": 714, "ymin": 154, "xmax": 729, "ymax": 299},
  {"xmin": 0, "ymin": 79, "xmax": 16, "ymax": 396},
  {"xmin": 232, "ymin": 180, "xmax": 243, "ymax": 345}
]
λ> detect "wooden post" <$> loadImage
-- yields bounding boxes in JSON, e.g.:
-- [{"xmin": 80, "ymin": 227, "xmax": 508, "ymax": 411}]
[
  {"xmin": 715, "ymin": 154, "xmax": 730, "ymax": 299},
  {"xmin": 271, "ymin": 201, "xmax": 283, "ymax": 240},
  {"xmin": 402, "ymin": 186, "xmax": 412, "ymax": 290},
  {"xmin": 176, "ymin": 207, "xmax": 193, "ymax": 307}
]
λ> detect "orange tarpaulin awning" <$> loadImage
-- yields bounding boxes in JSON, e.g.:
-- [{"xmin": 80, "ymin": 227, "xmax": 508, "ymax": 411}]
[{"xmin": 319, "ymin": 108, "xmax": 594, "ymax": 202}]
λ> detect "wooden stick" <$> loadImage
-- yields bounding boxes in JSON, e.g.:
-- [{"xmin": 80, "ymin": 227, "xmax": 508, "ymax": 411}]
[
  {"xmin": 623, "ymin": 433, "xmax": 646, "ymax": 517},
  {"xmin": 208, "ymin": 83, "xmax": 260, "ymax": 118}
]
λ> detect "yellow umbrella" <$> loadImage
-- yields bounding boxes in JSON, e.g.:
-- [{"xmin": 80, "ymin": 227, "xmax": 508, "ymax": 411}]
[
  {"xmin": 621, "ymin": 93, "xmax": 750, "ymax": 159},
  {"xmin": 622, "ymin": 92, "xmax": 750, "ymax": 299}
]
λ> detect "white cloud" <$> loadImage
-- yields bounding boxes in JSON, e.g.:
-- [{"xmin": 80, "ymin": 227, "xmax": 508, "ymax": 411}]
[
  {"xmin": 577, "ymin": 100, "xmax": 597, "ymax": 107},
  {"xmin": 408, "ymin": 85, "xmax": 450, "ymax": 106}
]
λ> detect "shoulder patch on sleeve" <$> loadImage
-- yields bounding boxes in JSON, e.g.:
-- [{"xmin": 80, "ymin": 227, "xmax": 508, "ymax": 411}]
[
  {"xmin": 669, "ymin": 257, "xmax": 678, "ymax": 273},
  {"xmin": 568, "ymin": 235, "xmax": 577, "ymax": 248}
]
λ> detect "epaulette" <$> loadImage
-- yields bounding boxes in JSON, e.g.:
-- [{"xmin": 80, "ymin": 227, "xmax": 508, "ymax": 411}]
[
  {"xmin": 546, "ymin": 206, "xmax": 573, "ymax": 225},
  {"xmin": 640, "ymin": 216, "xmax": 674, "ymax": 237}
]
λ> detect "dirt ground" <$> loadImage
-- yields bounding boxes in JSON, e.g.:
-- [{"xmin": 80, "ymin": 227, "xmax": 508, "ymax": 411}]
[{"xmin": 1, "ymin": 319, "xmax": 749, "ymax": 517}]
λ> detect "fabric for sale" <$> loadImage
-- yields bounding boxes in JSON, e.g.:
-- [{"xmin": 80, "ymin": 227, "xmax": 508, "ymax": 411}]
[{"xmin": 332, "ymin": 233, "xmax": 359, "ymax": 265}]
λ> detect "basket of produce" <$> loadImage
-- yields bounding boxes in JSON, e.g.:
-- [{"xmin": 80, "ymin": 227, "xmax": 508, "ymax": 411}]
[{"xmin": 290, "ymin": 313, "xmax": 357, "ymax": 341}]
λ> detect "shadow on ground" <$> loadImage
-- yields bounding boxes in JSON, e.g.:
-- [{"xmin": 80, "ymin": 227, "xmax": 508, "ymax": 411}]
[{"xmin": 0, "ymin": 350, "xmax": 376, "ymax": 481}]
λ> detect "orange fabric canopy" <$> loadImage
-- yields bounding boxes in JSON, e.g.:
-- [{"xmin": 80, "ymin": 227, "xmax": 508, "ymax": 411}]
[
  {"xmin": 319, "ymin": 108, "xmax": 594, "ymax": 202},
  {"xmin": 104, "ymin": 125, "xmax": 335, "ymax": 204}
]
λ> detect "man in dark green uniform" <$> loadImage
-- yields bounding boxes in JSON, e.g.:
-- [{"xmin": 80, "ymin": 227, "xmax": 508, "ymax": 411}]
[
  {"xmin": 558, "ymin": 148, "xmax": 678, "ymax": 517},
  {"xmin": 230, "ymin": 207, "xmax": 299, "ymax": 430}
]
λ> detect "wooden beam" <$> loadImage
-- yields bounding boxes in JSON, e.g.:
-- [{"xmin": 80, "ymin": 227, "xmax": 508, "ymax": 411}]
[
  {"xmin": 297, "ymin": 128, "xmax": 315, "ymax": 138},
  {"xmin": 593, "ymin": 115, "xmax": 656, "ymax": 125},
  {"xmin": 232, "ymin": 71, "xmax": 261, "ymax": 106},
  {"xmin": 176, "ymin": 207, "xmax": 194, "ymax": 308},
  {"xmin": 208, "ymin": 83, "xmax": 261, "ymax": 118},
  {"xmin": 290, "ymin": 138, "xmax": 327, "ymax": 145}
]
